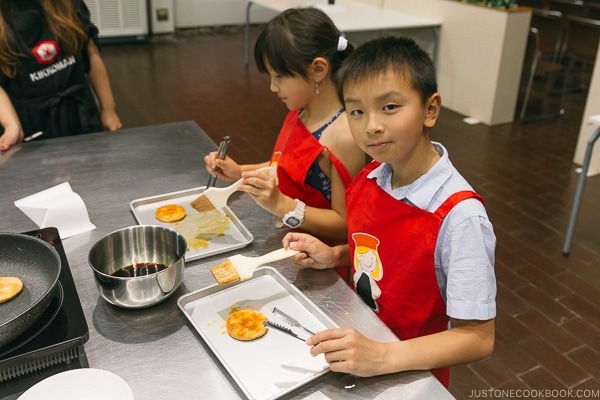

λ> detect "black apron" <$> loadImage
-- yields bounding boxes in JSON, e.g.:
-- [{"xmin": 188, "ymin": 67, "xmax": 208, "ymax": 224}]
[{"xmin": 1, "ymin": 0, "xmax": 103, "ymax": 140}]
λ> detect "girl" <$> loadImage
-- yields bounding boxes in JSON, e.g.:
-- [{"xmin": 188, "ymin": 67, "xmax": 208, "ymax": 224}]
[
  {"xmin": 205, "ymin": 7, "xmax": 366, "ymax": 244},
  {"xmin": 0, "ymin": 0, "xmax": 122, "ymax": 151}
]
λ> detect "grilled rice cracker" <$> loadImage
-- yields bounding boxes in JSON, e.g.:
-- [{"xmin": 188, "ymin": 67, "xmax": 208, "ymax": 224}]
[
  {"xmin": 226, "ymin": 309, "xmax": 268, "ymax": 341},
  {"xmin": 155, "ymin": 204, "xmax": 187, "ymax": 223},
  {"xmin": 0, "ymin": 277, "xmax": 23, "ymax": 304}
]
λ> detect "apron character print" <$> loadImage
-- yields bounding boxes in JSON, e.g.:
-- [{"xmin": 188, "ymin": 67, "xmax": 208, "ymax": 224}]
[{"xmin": 351, "ymin": 232, "xmax": 383, "ymax": 311}]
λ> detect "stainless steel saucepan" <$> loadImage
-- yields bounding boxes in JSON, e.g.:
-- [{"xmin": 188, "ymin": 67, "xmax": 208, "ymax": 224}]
[
  {"xmin": 0, "ymin": 233, "xmax": 61, "ymax": 348},
  {"xmin": 88, "ymin": 225, "xmax": 186, "ymax": 309}
]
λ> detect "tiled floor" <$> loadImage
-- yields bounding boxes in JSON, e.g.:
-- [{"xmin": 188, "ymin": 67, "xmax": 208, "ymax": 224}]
[{"xmin": 100, "ymin": 26, "xmax": 600, "ymax": 399}]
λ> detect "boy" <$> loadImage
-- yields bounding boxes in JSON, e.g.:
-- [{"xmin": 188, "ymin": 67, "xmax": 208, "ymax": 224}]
[{"xmin": 282, "ymin": 36, "xmax": 496, "ymax": 387}]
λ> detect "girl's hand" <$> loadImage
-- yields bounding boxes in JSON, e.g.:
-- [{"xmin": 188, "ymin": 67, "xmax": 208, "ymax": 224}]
[
  {"xmin": 204, "ymin": 153, "xmax": 242, "ymax": 182},
  {"xmin": 282, "ymin": 232, "xmax": 337, "ymax": 270},
  {"xmin": 238, "ymin": 168, "xmax": 282, "ymax": 211},
  {"xmin": 307, "ymin": 328, "xmax": 388, "ymax": 377}
]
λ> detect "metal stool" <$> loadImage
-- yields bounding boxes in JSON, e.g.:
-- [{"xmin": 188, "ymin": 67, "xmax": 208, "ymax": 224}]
[{"xmin": 562, "ymin": 115, "xmax": 600, "ymax": 255}]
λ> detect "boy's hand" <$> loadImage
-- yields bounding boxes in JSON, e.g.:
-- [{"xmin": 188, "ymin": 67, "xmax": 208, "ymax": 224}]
[
  {"xmin": 282, "ymin": 232, "xmax": 338, "ymax": 269},
  {"xmin": 307, "ymin": 328, "xmax": 388, "ymax": 377}
]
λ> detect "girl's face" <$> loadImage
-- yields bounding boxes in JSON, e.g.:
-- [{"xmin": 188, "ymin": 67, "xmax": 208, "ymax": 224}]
[
  {"xmin": 265, "ymin": 62, "xmax": 314, "ymax": 111},
  {"xmin": 343, "ymin": 70, "xmax": 439, "ymax": 169}
]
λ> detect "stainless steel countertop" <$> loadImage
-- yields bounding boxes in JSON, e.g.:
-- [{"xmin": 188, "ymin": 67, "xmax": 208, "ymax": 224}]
[{"xmin": 0, "ymin": 121, "xmax": 454, "ymax": 399}]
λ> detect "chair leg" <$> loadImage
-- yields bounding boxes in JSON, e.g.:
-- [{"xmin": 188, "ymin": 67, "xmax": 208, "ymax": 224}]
[
  {"xmin": 520, "ymin": 67, "xmax": 565, "ymax": 122},
  {"xmin": 563, "ymin": 127, "xmax": 600, "ymax": 255},
  {"xmin": 519, "ymin": 72, "xmax": 535, "ymax": 121},
  {"xmin": 545, "ymin": 74, "xmax": 556, "ymax": 93},
  {"xmin": 556, "ymin": 69, "xmax": 566, "ymax": 116}
]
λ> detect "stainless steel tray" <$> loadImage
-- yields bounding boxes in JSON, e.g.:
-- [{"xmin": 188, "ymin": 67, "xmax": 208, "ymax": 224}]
[
  {"xmin": 177, "ymin": 267, "xmax": 338, "ymax": 400},
  {"xmin": 130, "ymin": 187, "xmax": 253, "ymax": 262}
]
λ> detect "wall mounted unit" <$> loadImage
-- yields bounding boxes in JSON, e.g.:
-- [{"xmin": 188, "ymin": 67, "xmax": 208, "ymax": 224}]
[
  {"xmin": 150, "ymin": 0, "xmax": 175, "ymax": 34},
  {"xmin": 83, "ymin": 0, "xmax": 149, "ymax": 42}
]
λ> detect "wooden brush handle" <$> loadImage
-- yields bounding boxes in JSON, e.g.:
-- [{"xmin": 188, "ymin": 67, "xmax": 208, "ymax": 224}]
[
  {"xmin": 214, "ymin": 165, "xmax": 272, "ymax": 195},
  {"xmin": 214, "ymin": 177, "xmax": 243, "ymax": 196},
  {"xmin": 254, "ymin": 248, "xmax": 299, "ymax": 264}
]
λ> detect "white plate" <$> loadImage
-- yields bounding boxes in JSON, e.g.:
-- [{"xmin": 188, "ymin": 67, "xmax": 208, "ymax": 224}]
[{"xmin": 18, "ymin": 368, "xmax": 133, "ymax": 400}]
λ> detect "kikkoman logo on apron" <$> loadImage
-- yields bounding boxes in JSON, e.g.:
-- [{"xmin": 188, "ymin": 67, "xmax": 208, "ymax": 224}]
[{"xmin": 32, "ymin": 40, "xmax": 59, "ymax": 64}]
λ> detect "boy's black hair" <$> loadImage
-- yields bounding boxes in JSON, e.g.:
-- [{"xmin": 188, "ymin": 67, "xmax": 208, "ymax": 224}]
[
  {"xmin": 254, "ymin": 7, "xmax": 354, "ymax": 79},
  {"xmin": 338, "ymin": 36, "xmax": 437, "ymax": 105}
]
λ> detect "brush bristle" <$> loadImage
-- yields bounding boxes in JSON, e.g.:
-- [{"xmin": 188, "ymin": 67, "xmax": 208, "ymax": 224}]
[
  {"xmin": 190, "ymin": 193, "xmax": 217, "ymax": 212},
  {"xmin": 210, "ymin": 259, "xmax": 240, "ymax": 284}
]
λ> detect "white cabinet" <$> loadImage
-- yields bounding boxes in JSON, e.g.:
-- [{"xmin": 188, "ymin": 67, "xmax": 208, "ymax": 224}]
[
  {"xmin": 574, "ymin": 43, "xmax": 600, "ymax": 174},
  {"xmin": 385, "ymin": 0, "xmax": 531, "ymax": 126}
]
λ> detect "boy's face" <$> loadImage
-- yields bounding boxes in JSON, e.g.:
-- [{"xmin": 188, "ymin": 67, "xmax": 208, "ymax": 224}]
[{"xmin": 343, "ymin": 69, "xmax": 440, "ymax": 168}]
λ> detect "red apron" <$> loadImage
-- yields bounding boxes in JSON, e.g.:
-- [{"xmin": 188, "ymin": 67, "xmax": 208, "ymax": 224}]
[
  {"xmin": 270, "ymin": 110, "xmax": 353, "ymax": 207},
  {"xmin": 270, "ymin": 110, "xmax": 354, "ymax": 282},
  {"xmin": 346, "ymin": 161, "xmax": 484, "ymax": 387}
]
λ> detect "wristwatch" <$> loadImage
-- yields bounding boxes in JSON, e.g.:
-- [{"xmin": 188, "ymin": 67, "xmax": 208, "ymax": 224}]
[{"xmin": 277, "ymin": 199, "xmax": 306, "ymax": 228}]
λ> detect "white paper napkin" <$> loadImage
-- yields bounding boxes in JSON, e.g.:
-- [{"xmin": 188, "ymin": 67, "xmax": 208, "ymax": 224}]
[{"xmin": 14, "ymin": 182, "xmax": 96, "ymax": 239}]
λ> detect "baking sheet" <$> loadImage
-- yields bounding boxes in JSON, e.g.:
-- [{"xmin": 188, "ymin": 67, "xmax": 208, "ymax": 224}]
[
  {"xmin": 130, "ymin": 187, "xmax": 253, "ymax": 262},
  {"xmin": 177, "ymin": 267, "xmax": 338, "ymax": 400}
]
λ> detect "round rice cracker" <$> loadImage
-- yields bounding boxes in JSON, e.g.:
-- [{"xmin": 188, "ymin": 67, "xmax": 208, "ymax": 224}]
[
  {"xmin": 155, "ymin": 204, "xmax": 186, "ymax": 223},
  {"xmin": 226, "ymin": 309, "xmax": 268, "ymax": 341},
  {"xmin": 0, "ymin": 277, "xmax": 24, "ymax": 304}
]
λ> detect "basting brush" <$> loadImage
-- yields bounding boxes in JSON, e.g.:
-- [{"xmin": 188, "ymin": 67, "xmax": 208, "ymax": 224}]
[
  {"xmin": 210, "ymin": 248, "xmax": 299, "ymax": 284},
  {"xmin": 191, "ymin": 166, "xmax": 272, "ymax": 213},
  {"xmin": 190, "ymin": 176, "xmax": 245, "ymax": 212}
]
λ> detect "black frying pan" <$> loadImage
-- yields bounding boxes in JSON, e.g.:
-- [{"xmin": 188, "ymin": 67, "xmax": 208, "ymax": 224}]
[{"xmin": 0, "ymin": 233, "xmax": 61, "ymax": 348}]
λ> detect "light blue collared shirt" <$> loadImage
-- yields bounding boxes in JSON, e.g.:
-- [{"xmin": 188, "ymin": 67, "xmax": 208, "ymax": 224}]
[{"xmin": 367, "ymin": 142, "xmax": 496, "ymax": 320}]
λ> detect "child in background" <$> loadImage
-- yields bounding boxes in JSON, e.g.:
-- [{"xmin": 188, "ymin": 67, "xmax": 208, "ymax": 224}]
[
  {"xmin": 204, "ymin": 7, "xmax": 366, "ymax": 243},
  {"xmin": 283, "ymin": 36, "xmax": 496, "ymax": 387},
  {"xmin": 0, "ymin": 0, "xmax": 122, "ymax": 151}
]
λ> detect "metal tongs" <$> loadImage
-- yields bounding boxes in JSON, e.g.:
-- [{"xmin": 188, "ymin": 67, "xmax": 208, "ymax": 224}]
[
  {"xmin": 263, "ymin": 320, "xmax": 305, "ymax": 341},
  {"xmin": 272, "ymin": 307, "xmax": 315, "ymax": 336},
  {"xmin": 264, "ymin": 308, "xmax": 316, "ymax": 341},
  {"xmin": 273, "ymin": 307, "xmax": 315, "ymax": 335},
  {"xmin": 206, "ymin": 136, "xmax": 230, "ymax": 188}
]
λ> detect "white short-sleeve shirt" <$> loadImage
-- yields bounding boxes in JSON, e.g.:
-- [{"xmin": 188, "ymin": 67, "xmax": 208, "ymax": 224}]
[{"xmin": 368, "ymin": 142, "xmax": 497, "ymax": 321}]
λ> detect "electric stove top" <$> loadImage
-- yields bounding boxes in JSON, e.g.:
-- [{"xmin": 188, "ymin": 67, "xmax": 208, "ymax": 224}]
[{"xmin": 0, "ymin": 227, "xmax": 89, "ymax": 398}]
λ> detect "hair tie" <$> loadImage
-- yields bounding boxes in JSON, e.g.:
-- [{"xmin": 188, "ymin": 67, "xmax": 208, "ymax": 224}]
[{"xmin": 337, "ymin": 36, "xmax": 348, "ymax": 52}]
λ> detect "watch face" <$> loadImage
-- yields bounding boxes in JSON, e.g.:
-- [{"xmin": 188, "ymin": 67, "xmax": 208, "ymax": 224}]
[{"xmin": 286, "ymin": 216, "xmax": 301, "ymax": 228}]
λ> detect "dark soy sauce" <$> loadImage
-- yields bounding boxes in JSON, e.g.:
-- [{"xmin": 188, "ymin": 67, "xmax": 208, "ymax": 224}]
[{"xmin": 111, "ymin": 262, "xmax": 168, "ymax": 277}]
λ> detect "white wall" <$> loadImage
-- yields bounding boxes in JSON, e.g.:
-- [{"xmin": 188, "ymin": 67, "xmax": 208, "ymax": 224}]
[
  {"xmin": 172, "ymin": 0, "xmax": 384, "ymax": 28},
  {"xmin": 174, "ymin": 0, "xmax": 276, "ymax": 27}
]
